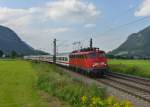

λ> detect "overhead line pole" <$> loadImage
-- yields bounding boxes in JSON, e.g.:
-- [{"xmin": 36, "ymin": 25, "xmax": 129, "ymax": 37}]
[
  {"xmin": 90, "ymin": 38, "xmax": 93, "ymax": 48},
  {"xmin": 53, "ymin": 38, "xmax": 56, "ymax": 64}
]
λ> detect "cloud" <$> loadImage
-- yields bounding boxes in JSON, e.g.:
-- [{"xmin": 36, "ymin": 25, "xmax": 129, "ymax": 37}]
[
  {"xmin": 0, "ymin": 0, "xmax": 100, "ymax": 25},
  {"xmin": 135, "ymin": 0, "xmax": 150, "ymax": 16},
  {"xmin": 45, "ymin": 0, "xmax": 100, "ymax": 21},
  {"xmin": 84, "ymin": 23, "xmax": 96, "ymax": 28},
  {"xmin": 0, "ymin": 0, "xmax": 99, "ymax": 52}
]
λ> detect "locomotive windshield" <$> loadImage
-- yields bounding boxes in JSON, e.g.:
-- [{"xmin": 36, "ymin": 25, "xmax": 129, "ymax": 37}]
[
  {"xmin": 98, "ymin": 52, "xmax": 106, "ymax": 57},
  {"xmin": 89, "ymin": 53, "xmax": 96, "ymax": 58},
  {"xmin": 89, "ymin": 52, "xmax": 105, "ymax": 58}
]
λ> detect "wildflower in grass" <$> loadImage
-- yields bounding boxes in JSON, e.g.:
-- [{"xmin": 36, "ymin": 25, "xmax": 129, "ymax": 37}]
[
  {"xmin": 81, "ymin": 96, "xmax": 87, "ymax": 104},
  {"xmin": 112, "ymin": 102, "xmax": 120, "ymax": 107},
  {"xmin": 90, "ymin": 96, "xmax": 103, "ymax": 107},
  {"xmin": 106, "ymin": 96, "xmax": 116, "ymax": 105},
  {"xmin": 124, "ymin": 101, "xmax": 134, "ymax": 107}
]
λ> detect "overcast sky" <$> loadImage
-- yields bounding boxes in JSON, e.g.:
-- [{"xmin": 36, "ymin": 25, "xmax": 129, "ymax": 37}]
[{"xmin": 0, "ymin": 0, "xmax": 150, "ymax": 53}]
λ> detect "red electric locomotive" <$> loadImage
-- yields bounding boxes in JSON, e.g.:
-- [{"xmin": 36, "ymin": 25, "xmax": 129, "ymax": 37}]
[
  {"xmin": 24, "ymin": 47, "xmax": 108, "ymax": 77},
  {"xmin": 69, "ymin": 47, "xmax": 108, "ymax": 76}
]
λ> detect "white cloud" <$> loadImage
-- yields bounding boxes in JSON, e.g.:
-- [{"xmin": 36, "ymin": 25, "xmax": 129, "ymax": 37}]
[
  {"xmin": 0, "ymin": 0, "xmax": 99, "ymax": 52},
  {"xmin": 135, "ymin": 0, "xmax": 150, "ymax": 16},
  {"xmin": 45, "ymin": 0, "xmax": 100, "ymax": 21},
  {"xmin": 0, "ymin": 0, "xmax": 99, "ymax": 25},
  {"xmin": 47, "ymin": 27, "xmax": 70, "ymax": 34},
  {"xmin": 84, "ymin": 23, "xmax": 96, "ymax": 28}
]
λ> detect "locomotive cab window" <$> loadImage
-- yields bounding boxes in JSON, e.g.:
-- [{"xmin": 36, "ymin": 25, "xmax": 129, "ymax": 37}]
[
  {"xmin": 98, "ymin": 52, "xmax": 106, "ymax": 57},
  {"xmin": 89, "ymin": 53, "xmax": 96, "ymax": 58}
]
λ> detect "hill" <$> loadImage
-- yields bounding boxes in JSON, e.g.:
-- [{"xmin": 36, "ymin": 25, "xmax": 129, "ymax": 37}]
[
  {"xmin": 0, "ymin": 25, "xmax": 47, "ymax": 55},
  {"xmin": 109, "ymin": 26, "xmax": 150, "ymax": 58}
]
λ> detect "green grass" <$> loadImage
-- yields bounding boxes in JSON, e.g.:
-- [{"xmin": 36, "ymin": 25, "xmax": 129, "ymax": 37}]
[
  {"xmin": 108, "ymin": 59, "xmax": 150, "ymax": 78},
  {"xmin": 0, "ymin": 60, "xmax": 135, "ymax": 107},
  {"xmin": 0, "ymin": 60, "xmax": 48, "ymax": 107},
  {"xmin": 33, "ymin": 61, "xmax": 105, "ymax": 107},
  {"xmin": 33, "ymin": 61, "xmax": 135, "ymax": 107}
]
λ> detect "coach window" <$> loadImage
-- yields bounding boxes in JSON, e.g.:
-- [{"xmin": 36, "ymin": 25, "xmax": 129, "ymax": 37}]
[
  {"xmin": 85, "ymin": 55, "xmax": 87, "ymax": 59},
  {"xmin": 78, "ymin": 55, "xmax": 80, "ymax": 58},
  {"xmin": 84, "ymin": 55, "xmax": 86, "ymax": 58},
  {"xmin": 81, "ymin": 55, "xmax": 83, "ymax": 59},
  {"xmin": 65, "ymin": 58, "xmax": 68, "ymax": 61},
  {"xmin": 82, "ymin": 55, "xmax": 84, "ymax": 59}
]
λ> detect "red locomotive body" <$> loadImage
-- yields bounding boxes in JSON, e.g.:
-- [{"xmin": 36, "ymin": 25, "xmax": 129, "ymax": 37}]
[{"xmin": 69, "ymin": 48, "xmax": 108, "ymax": 76}]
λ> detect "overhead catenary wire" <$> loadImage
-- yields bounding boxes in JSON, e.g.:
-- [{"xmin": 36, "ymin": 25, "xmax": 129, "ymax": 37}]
[{"xmin": 98, "ymin": 16, "xmax": 150, "ymax": 36}]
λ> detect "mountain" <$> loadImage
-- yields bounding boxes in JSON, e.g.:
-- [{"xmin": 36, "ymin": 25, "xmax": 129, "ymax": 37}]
[
  {"xmin": 0, "ymin": 25, "xmax": 47, "ymax": 55},
  {"xmin": 109, "ymin": 26, "xmax": 150, "ymax": 58}
]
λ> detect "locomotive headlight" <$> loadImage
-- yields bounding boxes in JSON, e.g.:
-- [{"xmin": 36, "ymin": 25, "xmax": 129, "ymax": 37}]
[
  {"xmin": 92, "ymin": 62, "xmax": 106, "ymax": 67},
  {"xmin": 100, "ymin": 62, "xmax": 106, "ymax": 65},
  {"xmin": 92, "ymin": 62, "xmax": 99, "ymax": 67}
]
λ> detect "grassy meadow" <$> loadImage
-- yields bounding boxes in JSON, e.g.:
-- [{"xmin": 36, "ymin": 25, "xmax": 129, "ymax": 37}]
[
  {"xmin": 108, "ymin": 59, "xmax": 150, "ymax": 78},
  {"xmin": 0, "ymin": 60, "xmax": 134, "ymax": 107},
  {"xmin": 0, "ymin": 60, "xmax": 48, "ymax": 107},
  {"xmin": 0, "ymin": 60, "xmax": 74, "ymax": 107}
]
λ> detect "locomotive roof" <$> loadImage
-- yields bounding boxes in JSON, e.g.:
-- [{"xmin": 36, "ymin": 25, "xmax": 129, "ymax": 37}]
[{"xmin": 70, "ymin": 47, "xmax": 105, "ymax": 55}]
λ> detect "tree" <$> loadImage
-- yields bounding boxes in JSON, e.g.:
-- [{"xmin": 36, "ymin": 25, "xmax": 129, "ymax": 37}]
[
  {"xmin": 11, "ymin": 51, "xmax": 18, "ymax": 59},
  {"xmin": 0, "ymin": 50, "xmax": 3, "ymax": 57}
]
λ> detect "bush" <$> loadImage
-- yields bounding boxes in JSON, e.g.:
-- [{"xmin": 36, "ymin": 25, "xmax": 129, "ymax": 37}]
[{"xmin": 81, "ymin": 96, "xmax": 134, "ymax": 107}]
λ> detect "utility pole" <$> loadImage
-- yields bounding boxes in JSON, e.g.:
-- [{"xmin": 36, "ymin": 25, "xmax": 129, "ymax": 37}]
[
  {"xmin": 90, "ymin": 38, "xmax": 93, "ymax": 48},
  {"xmin": 53, "ymin": 38, "xmax": 56, "ymax": 63}
]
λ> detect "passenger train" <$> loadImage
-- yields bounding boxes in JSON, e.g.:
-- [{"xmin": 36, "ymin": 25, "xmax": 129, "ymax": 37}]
[{"xmin": 24, "ymin": 47, "xmax": 108, "ymax": 77}]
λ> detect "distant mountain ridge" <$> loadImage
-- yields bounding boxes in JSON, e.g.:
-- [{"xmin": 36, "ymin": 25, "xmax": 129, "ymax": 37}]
[
  {"xmin": 109, "ymin": 26, "xmax": 150, "ymax": 58},
  {"xmin": 0, "ymin": 25, "xmax": 47, "ymax": 55}
]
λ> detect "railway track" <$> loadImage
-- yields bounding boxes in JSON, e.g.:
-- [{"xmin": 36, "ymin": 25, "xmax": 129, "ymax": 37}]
[
  {"xmin": 59, "ymin": 64, "xmax": 150, "ymax": 103},
  {"xmin": 106, "ymin": 72, "xmax": 150, "ymax": 86},
  {"xmin": 97, "ymin": 72, "xmax": 150, "ymax": 102}
]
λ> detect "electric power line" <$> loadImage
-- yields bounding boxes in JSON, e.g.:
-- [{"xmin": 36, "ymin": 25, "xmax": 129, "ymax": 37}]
[{"xmin": 98, "ymin": 16, "xmax": 150, "ymax": 36}]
